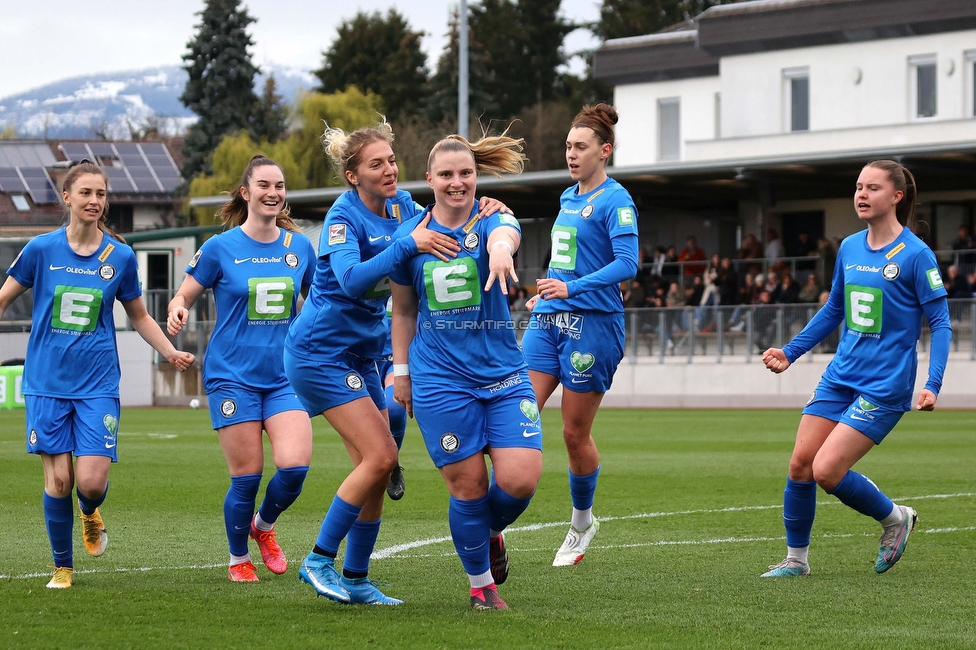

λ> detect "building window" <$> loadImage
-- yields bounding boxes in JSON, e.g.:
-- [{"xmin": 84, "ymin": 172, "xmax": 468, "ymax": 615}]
[
  {"xmin": 966, "ymin": 50, "xmax": 976, "ymax": 118},
  {"xmin": 10, "ymin": 194, "xmax": 30, "ymax": 212},
  {"xmin": 910, "ymin": 54, "xmax": 937, "ymax": 119},
  {"xmin": 714, "ymin": 92, "xmax": 721, "ymax": 139},
  {"xmin": 658, "ymin": 98, "xmax": 680, "ymax": 161},
  {"xmin": 783, "ymin": 67, "xmax": 809, "ymax": 132}
]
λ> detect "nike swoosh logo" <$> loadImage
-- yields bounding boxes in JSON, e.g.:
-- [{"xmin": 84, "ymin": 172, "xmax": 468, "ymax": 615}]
[
  {"xmin": 104, "ymin": 443, "xmax": 116, "ymax": 448},
  {"xmin": 571, "ymin": 378, "xmax": 589, "ymax": 384},
  {"xmin": 463, "ymin": 543, "xmax": 486, "ymax": 551},
  {"xmin": 846, "ymin": 264, "xmax": 857, "ymax": 270},
  {"xmin": 368, "ymin": 235, "xmax": 385, "ymax": 243},
  {"xmin": 850, "ymin": 414, "xmax": 870, "ymax": 421},
  {"xmin": 49, "ymin": 265, "xmax": 66, "ymax": 271},
  {"xmin": 234, "ymin": 258, "xmax": 250, "ymax": 264},
  {"xmin": 522, "ymin": 430, "xmax": 541, "ymax": 438},
  {"xmin": 234, "ymin": 525, "xmax": 249, "ymax": 530}
]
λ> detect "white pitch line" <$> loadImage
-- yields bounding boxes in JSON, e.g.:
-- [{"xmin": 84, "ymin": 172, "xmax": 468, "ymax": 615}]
[
  {"xmin": 371, "ymin": 491, "xmax": 976, "ymax": 559},
  {"xmin": 3, "ymin": 493, "xmax": 973, "ymax": 581}
]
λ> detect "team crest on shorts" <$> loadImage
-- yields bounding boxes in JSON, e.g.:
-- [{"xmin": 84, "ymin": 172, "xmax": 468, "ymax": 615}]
[
  {"xmin": 882, "ymin": 262, "xmax": 900, "ymax": 281},
  {"xmin": 570, "ymin": 351, "xmax": 595, "ymax": 373},
  {"xmin": 806, "ymin": 390, "xmax": 817, "ymax": 406},
  {"xmin": 98, "ymin": 264, "xmax": 116, "ymax": 281},
  {"xmin": 463, "ymin": 232, "xmax": 480, "ymax": 251},
  {"xmin": 345, "ymin": 372, "xmax": 364, "ymax": 391},
  {"xmin": 29, "ymin": 429, "xmax": 37, "ymax": 446},
  {"xmin": 220, "ymin": 399, "xmax": 237, "ymax": 417},
  {"xmin": 440, "ymin": 433, "xmax": 459, "ymax": 453},
  {"xmin": 581, "ymin": 205, "xmax": 594, "ymax": 219},
  {"xmin": 284, "ymin": 252, "xmax": 299, "ymax": 268},
  {"xmin": 519, "ymin": 399, "xmax": 540, "ymax": 422}
]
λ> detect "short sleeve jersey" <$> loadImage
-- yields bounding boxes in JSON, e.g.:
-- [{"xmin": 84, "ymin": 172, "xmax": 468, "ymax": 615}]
[
  {"xmin": 285, "ymin": 189, "xmax": 423, "ymax": 361},
  {"xmin": 187, "ymin": 227, "xmax": 314, "ymax": 392},
  {"xmin": 534, "ymin": 177, "xmax": 639, "ymax": 314},
  {"xmin": 389, "ymin": 207, "xmax": 526, "ymax": 386},
  {"xmin": 822, "ymin": 227, "xmax": 947, "ymax": 408},
  {"xmin": 6, "ymin": 229, "xmax": 141, "ymax": 398}
]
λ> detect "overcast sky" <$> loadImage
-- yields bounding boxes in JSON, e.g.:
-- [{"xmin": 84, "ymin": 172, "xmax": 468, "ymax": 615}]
[{"xmin": 0, "ymin": 0, "xmax": 602, "ymax": 98}]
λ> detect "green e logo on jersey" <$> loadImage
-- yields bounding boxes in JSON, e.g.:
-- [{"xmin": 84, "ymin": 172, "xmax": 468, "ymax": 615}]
[
  {"xmin": 550, "ymin": 225, "xmax": 578, "ymax": 270},
  {"xmin": 52, "ymin": 286, "xmax": 103, "ymax": 332},
  {"xmin": 845, "ymin": 284, "xmax": 882, "ymax": 334},
  {"xmin": 365, "ymin": 276, "xmax": 391, "ymax": 299},
  {"xmin": 423, "ymin": 259, "xmax": 481, "ymax": 310},
  {"xmin": 617, "ymin": 207, "xmax": 635, "ymax": 226},
  {"xmin": 248, "ymin": 277, "xmax": 294, "ymax": 320},
  {"xmin": 926, "ymin": 268, "xmax": 943, "ymax": 290}
]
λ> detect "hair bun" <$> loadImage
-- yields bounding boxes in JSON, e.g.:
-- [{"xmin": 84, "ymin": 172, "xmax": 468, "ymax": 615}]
[{"xmin": 594, "ymin": 102, "xmax": 619, "ymax": 125}]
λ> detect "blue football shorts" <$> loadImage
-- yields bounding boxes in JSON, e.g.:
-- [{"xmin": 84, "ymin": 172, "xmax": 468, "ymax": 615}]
[
  {"xmin": 283, "ymin": 349, "xmax": 386, "ymax": 416},
  {"xmin": 206, "ymin": 383, "xmax": 306, "ymax": 430},
  {"xmin": 521, "ymin": 310, "xmax": 625, "ymax": 393},
  {"xmin": 802, "ymin": 378, "xmax": 904, "ymax": 444},
  {"xmin": 412, "ymin": 370, "xmax": 542, "ymax": 468},
  {"xmin": 25, "ymin": 395, "xmax": 121, "ymax": 461}
]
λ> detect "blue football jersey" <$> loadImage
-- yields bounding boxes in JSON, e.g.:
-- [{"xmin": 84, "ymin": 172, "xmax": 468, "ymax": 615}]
[
  {"xmin": 187, "ymin": 227, "xmax": 314, "ymax": 392},
  {"xmin": 6, "ymin": 229, "xmax": 141, "ymax": 398},
  {"xmin": 389, "ymin": 206, "xmax": 526, "ymax": 386},
  {"xmin": 817, "ymin": 228, "xmax": 947, "ymax": 408},
  {"xmin": 534, "ymin": 177, "xmax": 639, "ymax": 314},
  {"xmin": 286, "ymin": 189, "xmax": 423, "ymax": 361}
]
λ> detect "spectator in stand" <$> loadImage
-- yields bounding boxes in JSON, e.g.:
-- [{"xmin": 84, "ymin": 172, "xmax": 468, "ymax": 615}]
[
  {"xmin": 776, "ymin": 271, "xmax": 800, "ymax": 304},
  {"xmin": 798, "ymin": 272, "xmax": 821, "ymax": 303},
  {"xmin": 678, "ymin": 236, "xmax": 707, "ymax": 278},
  {"xmin": 623, "ymin": 279, "xmax": 646, "ymax": 309},
  {"xmin": 751, "ymin": 273, "xmax": 766, "ymax": 304},
  {"xmin": 945, "ymin": 265, "xmax": 973, "ymax": 299},
  {"xmin": 794, "ymin": 231, "xmax": 818, "ymax": 273},
  {"xmin": 764, "ymin": 269, "xmax": 782, "ymax": 298},
  {"xmin": 666, "ymin": 282, "xmax": 684, "ymax": 308},
  {"xmin": 696, "ymin": 254, "xmax": 721, "ymax": 331},
  {"xmin": 764, "ymin": 228, "xmax": 784, "ymax": 263},
  {"xmin": 662, "ymin": 245, "xmax": 680, "ymax": 284},
  {"xmin": 651, "ymin": 246, "xmax": 667, "ymax": 278},
  {"xmin": 510, "ymin": 286, "xmax": 530, "ymax": 328},
  {"xmin": 753, "ymin": 289, "xmax": 777, "ymax": 351},
  {"xmin": 951, "ymin": 225, "xmax": 975, "ymax": 265},
  {"xmin": 717, "ymin": 257, "xmax": 739, "ymax": 308},
  {"xmin": 738, "ymin": 233, "xmax": 764, "ymax": 278},
  {"xmin": 816, "ymin": 237, "xmax": 837, "ymax": 289}
]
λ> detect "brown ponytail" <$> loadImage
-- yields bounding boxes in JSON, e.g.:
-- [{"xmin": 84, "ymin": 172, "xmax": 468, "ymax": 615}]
[{"xmin": 865, "ymin": 160, "xmax": 918, "ymax": 230}]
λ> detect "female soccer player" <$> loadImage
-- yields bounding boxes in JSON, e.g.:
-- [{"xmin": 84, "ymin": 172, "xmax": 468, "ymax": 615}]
[
  {"xmin": 167, "ymin": 155, "xmax": 315, "ymax": 582},
  {"xmin": 284, "ymin": 120, "xmax": 509, "ymax": 605},
  {"xmin": 0, "ymin": 161, "xmax": 194, "ymax": 589},
  {"xmin": 390, "ymin": 131, "xmax": 541, "ymax": 610},
  {"xmin": 760, "ymin": 160, "xmax": 951, "ymax": 577},
  {"xmin": 521, "ymin": 103, "xmax": 639, "ymax": 567}
]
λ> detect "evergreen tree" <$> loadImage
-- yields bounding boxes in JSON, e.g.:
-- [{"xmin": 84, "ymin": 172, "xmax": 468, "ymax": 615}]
[
  {"xmin": 594, "ymin": 0, "xmax": 740, "ymax": 40},
  {"xmin": 315, "ymin": 10, "xmax": 427, "ymax": 121},
  {"xmin": 251, "ymin": 76, "xmax": 289, "ymax": 144},
  {"xmin": 427, "ymin": 0, "xmax": 572, "ymax": 125},
  {"xmin": 180, "ymin": 0, "xmax": 260, "ymax": 179}
]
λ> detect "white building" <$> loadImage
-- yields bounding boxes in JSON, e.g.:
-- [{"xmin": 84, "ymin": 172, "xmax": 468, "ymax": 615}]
[{"xmin": 595, "ymin": 0, "xmax": 976, "ymax": 253}]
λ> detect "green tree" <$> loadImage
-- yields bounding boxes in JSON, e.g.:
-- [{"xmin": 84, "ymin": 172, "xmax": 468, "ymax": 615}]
[
  {"xmin": 286, "ymin": 87, "xmax": 387, "ymax": 188},
  {"xmin": 427, "ymin": 1, "xmax": 572, "ymax": 126},
  {"xmin": 424, "ymin": 7, "xmax": 496, "ymax": 126},
  {"xmin": 250, "ymin": 76, "xmax": 289, "ymax": 144},
  {"xmin": 594, "ymin": 0, "xmax": 741, "ymax": 40},
  {"xmin": 188, "ymin": 130, "xmax": 307, "ymax": 225},
  {"xmin": 180, "ymin": 0, "xmax": 260, "ymax": 179},
  {"xmin": 315, "ymin": 10, "xmax": 427, "ymax": 121}
]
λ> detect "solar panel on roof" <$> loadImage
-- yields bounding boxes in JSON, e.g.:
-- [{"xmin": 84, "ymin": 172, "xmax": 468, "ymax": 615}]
[
  {"xmin": 20, "ymin": 167, "xmax": 61, "ymax": 205},
  {"xmin": 159, "ymin": 177, "xmax": 183, "ymax": 192},
  {"xmin": 104, "ymin": 167, "xmax": 135, "ymax": 193},
  {"xmin": 60, "ymin": 143, "xmax": 91, "ymax": 160},
  {"xmin": 114, "ymin": 143, "xmax": 140, "ymax": 154},
  {"xmin": 88, "ymin": 143, "xmax": 116, "ymax": 157},
  {"xmin": 0, "ymin": 168, "xmax": 28, "ymax": 193}
]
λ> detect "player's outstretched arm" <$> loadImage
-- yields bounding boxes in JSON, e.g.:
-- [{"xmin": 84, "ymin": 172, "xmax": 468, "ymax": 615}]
[
  {"xmin": 484, "ymin": 226, "xmax": 521, "ymax": 296},
  {"xmin": 123, "ymin": 297, "xmax": 194, "ymax": 372}
]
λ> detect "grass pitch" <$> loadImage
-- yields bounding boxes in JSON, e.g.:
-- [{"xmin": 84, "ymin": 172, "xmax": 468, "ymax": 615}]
[{"xmin": 1, "ymin": 407, "xmax": 974, "ymax": 649}]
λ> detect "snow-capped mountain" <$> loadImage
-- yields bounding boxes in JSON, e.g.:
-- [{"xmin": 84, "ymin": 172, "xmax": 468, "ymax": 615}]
[{"xmin": 0, "ymin": 64, "xmax": 316, "ymax": 140}]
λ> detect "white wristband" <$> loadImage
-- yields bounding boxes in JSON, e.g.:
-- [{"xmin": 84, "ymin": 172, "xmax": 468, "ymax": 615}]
[
  {"xmin": 490, "ymin": 240, "xmax": 514, "ymax": 254},
  {"xmin": 393, "ymin": 364, "xmax": 410, "ymax": 377}
]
